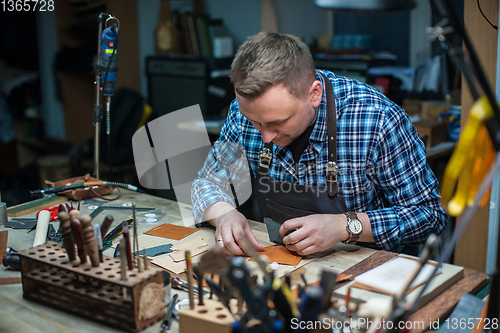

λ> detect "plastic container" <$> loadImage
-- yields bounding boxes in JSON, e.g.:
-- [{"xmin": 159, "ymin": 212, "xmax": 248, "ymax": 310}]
[
  {"xmin": 438, "ymin": 105, "xmax": 461, "ymax": 142},
  {"xmin": 162, "ymin": 271, "xmax": 172, "ymax": 305}
]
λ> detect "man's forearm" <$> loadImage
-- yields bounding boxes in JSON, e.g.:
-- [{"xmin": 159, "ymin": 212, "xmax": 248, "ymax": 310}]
[{"xmin": 203, "ymin": 201, "xmax": 236, "ymax": 227}]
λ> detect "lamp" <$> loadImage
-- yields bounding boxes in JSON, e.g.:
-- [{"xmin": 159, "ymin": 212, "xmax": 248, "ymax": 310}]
[{"xmin": 314, "ymin": 0, "xmax": 417, "ymax": 13}]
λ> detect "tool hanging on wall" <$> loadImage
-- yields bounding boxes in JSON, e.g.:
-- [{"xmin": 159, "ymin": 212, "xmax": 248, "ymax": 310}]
[{"xmin": 94, "ymin": 13, "xmax": 120, "ymax": 180}]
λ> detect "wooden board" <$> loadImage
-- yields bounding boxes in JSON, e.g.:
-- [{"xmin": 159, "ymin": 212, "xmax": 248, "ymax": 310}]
[
  {"xmin": 407, "ymin": 267, "xmax": 489, "ymax": 333},
  {"xmin": 334, "ymin": 261, "xmax": 464, "ymax": 309},
  {"xmin": 7, "ymin": 196, "xmax": 67, "ymax": 217},
  {"xmin": 0, "ymin": 190, "xmax": 490, "ymax": 333},
  {"xmin": 332, "ymin": 250, "xmax": 489, "ymax": 333}
]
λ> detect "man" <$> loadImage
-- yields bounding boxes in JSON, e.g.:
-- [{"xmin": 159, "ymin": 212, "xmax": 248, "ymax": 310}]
[{"xmin": 191, "ymin": 32, "xmax": 447, "ymax": 256}]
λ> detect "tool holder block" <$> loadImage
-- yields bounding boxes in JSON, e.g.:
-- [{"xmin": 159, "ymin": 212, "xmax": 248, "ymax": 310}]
[
  {"xmin": 18, "ymin": 242, "xmax": 165, "ymax": 332},
  {"xmin": 179, "ymin": 298, "xmax": 235, "ymax": 333}
]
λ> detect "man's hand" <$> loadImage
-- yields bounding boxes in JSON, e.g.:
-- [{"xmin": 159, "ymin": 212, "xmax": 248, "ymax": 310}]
[
  {"xmin": 279, "ymin": 214, "xmax": 349, "ymax": 256},
  {"xmin": 204, "ymin": 202, "xmax": 265, "ymax": 256}
]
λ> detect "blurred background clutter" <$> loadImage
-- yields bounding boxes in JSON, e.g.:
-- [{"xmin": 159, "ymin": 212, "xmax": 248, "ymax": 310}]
[{"xmin": 0, "ymin": 0, "xmax": 497, "ymax": 272}]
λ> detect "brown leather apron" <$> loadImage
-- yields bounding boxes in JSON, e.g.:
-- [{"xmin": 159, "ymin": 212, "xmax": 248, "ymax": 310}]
[{"xmin": 253, "ymin": 74, "xmax": 348, "ymax": 245}]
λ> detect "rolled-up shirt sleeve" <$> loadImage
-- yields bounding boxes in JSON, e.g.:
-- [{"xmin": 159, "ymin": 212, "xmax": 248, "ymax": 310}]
[
  {"xmin": 366, "ymin": 105, "xmax": 447, "ymax": 252},
  {"xmin": 191, "ymin": 102, "xmax": 245, "ymax": 226}
]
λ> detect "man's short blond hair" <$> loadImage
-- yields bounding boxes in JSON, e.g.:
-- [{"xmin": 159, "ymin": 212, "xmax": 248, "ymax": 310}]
[{"xmin": 230, "ymin": 32, "xmax": 316, "ymax": 100}]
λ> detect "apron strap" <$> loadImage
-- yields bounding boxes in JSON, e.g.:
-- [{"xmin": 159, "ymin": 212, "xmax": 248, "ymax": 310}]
[
  {"xmin": 320, "ymin": 73, "xmax": 339, "ymax": 197},
  {"xmin": 258, "ymin": 73, "xmax": 339, "ymax": 197}
]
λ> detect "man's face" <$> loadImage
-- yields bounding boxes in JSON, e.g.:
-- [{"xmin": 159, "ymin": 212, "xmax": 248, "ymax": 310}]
[{"xmin": 236, "ymin": 82, "xmax": 321, "ymax": 147}]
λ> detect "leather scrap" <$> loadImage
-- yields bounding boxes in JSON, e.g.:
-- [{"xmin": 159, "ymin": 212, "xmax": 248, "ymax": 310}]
[
  {"xmin": 134, "ymin": 244, "xmax": 173, "ymax": 257},
  {"xmin": 249, "ymin": 245, "xmax": 301, "ymax": 266},
  {"xmin": 170, "ymin": 236, "xmax": 208, "ymax": 262},
  {"xmin": 144, "ymin": 223, "xmax": 198, "ymax": 240}
]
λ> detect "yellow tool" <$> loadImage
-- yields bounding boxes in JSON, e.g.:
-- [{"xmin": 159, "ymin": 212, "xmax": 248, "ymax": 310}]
[
  {"xmin": 468, "ymin": 126, "xmax": 495, "ymax": 207},
  {"xmin": 272, "ymin": 277, "xmax": 300, "ymax": 319},
  {"xmin": 441, "ymin": 97, "xmax": 496, "ymax": 216}
]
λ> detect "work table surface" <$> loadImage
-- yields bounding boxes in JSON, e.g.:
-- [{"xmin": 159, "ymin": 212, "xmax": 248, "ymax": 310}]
[{"xmin": 0, "ymin": 190, "xmax": 489, "ymax": 333}]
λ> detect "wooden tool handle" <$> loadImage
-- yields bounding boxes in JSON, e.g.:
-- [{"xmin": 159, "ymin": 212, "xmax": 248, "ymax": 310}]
[
  {"xmin": 33, "ymin": 210, "xmax": 50, "ymax": 247},
  {"xmin": 122, "ymin": 223, "xmax": 133, "ymax": 270},
  {"xmin": 100, "ymin": 215, "xmax": 114, "ymax": 238},
  {"xmin": 80, "ymin": 214, "xmax": 99, "ymax": 267},
  {"xmin": 58, "ymin": 211, "xmax": 77, "ymax": 261},
  {"xmin": 120, "ymin": 238, "xmax": 127, "ymax": 281},
  {"xmin": 69, "ymin": 210, "xmax": 81, "ymax": 221},
  {"xmin": 70, "ymin": 218, "xmax": 87, "ymax": 264},
  {"xmin": 58, "ymin": 203, "xmax": 69, "ymax": 213},
  {"xmin": 186, "ymin": 250, "xmax": 195, "ymax": 310}
]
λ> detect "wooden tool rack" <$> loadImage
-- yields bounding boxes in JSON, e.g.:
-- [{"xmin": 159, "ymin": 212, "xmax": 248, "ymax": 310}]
[{"xmin": 18, "ymin": 242, "xmax": 166, "ymax": 332}]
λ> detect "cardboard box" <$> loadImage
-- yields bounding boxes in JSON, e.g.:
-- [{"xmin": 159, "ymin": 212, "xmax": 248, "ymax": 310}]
[
  {"xmin": 414, "ymin": 120, "xmax": 448, "ymax": 148},
  {"xmin": 402, "ymin": 98, "xmax": 422, "ymax": 115},
  {"xmin": 421, "ymin": 101, "xmax": 451, "ymax": 121}
]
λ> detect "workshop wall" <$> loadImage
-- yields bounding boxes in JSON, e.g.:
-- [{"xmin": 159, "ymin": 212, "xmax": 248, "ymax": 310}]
[
  {"xmin": 137, "ymin": 0, "xmax": 328, "ymax": 98},
  {"xmin": 34, "ymin": 0, "xmax": 444, "ymax": 140}
]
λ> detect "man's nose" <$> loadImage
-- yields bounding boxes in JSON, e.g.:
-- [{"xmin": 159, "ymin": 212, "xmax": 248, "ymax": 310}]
[{"xmin": 260, "ymin": 127, "xmax": 278, "ymax": 143}]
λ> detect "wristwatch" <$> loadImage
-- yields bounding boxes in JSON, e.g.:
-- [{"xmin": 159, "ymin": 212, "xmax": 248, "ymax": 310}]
[{"xmin": 344, "ymin": 212, "xmax": 363, "ymax": 245}]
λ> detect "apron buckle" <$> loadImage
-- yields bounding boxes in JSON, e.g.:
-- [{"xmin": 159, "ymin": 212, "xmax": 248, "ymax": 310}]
[
  {"xmin": 326, "ymin": 161, "xmax": 339, "ymax": 197},
  {"xmin": 326, "ymin": 161, "xmax": 338, "ymax": 183},
  {"xmin": 259, "ymin": 147, "xmax": 272, "ymax": 168}
]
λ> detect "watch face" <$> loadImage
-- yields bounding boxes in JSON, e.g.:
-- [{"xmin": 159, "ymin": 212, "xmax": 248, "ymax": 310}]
[{"xmin": 349, "ymin": 218, "xmax": 363, "ymax": 235}]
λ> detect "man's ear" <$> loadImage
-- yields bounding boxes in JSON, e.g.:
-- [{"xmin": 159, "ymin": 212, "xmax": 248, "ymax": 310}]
[{"xmin": 310, "ymin": 80, "xmax": 322, "ymax": 107}]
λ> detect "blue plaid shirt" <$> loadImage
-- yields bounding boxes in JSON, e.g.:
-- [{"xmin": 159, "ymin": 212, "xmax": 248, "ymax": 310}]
[{"xmin": 191, "ymin": 70, "xmax": 447, "ymax": 252}]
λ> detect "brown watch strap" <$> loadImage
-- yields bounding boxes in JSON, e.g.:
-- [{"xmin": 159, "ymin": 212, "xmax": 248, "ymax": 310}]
[
  {"xmin": 346, "ymin": 233, "xmax": 360, "ymax": 244},
  {"xmin": 344, "ymin": 212, "xmax": 360, "ymax": 245}
]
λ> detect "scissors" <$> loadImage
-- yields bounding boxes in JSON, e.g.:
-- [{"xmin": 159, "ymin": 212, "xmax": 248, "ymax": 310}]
[{"xmin": 36, "ymin": 206, "xmax": 75, "ymax": 222}]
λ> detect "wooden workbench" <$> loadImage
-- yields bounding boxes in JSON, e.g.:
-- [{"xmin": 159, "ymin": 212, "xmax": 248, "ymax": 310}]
[{"xmin": 0, "ymin": 190, "xmax": 489, "ymax": 333}]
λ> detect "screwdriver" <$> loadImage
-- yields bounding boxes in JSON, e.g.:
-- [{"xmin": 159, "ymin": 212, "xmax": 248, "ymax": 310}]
[
  {"xmin": 160, "ymin": 294, "xmax": 179, "ymax": 333},
  {"xmin": 102, "ymin": 218, "xmax": 133, "ymax": 250},
  {"xmin": 171, "ymin": 277, "xmax": 207, "ymax": 295}
]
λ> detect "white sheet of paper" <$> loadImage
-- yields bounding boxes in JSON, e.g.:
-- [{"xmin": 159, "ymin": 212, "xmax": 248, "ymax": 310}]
[{"xmin": 354, "ymin": 257, "xmax": 440, "ymax": 295}]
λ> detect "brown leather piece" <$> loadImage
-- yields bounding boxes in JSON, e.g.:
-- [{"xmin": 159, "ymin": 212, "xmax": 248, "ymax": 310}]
[
  {"xmin": 145, "ymin": 223, "xmax": 199, "ymax": 240},
  {"xmin": 249, "ymin": 245, "xmax": 301, "ymax": 266}
]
